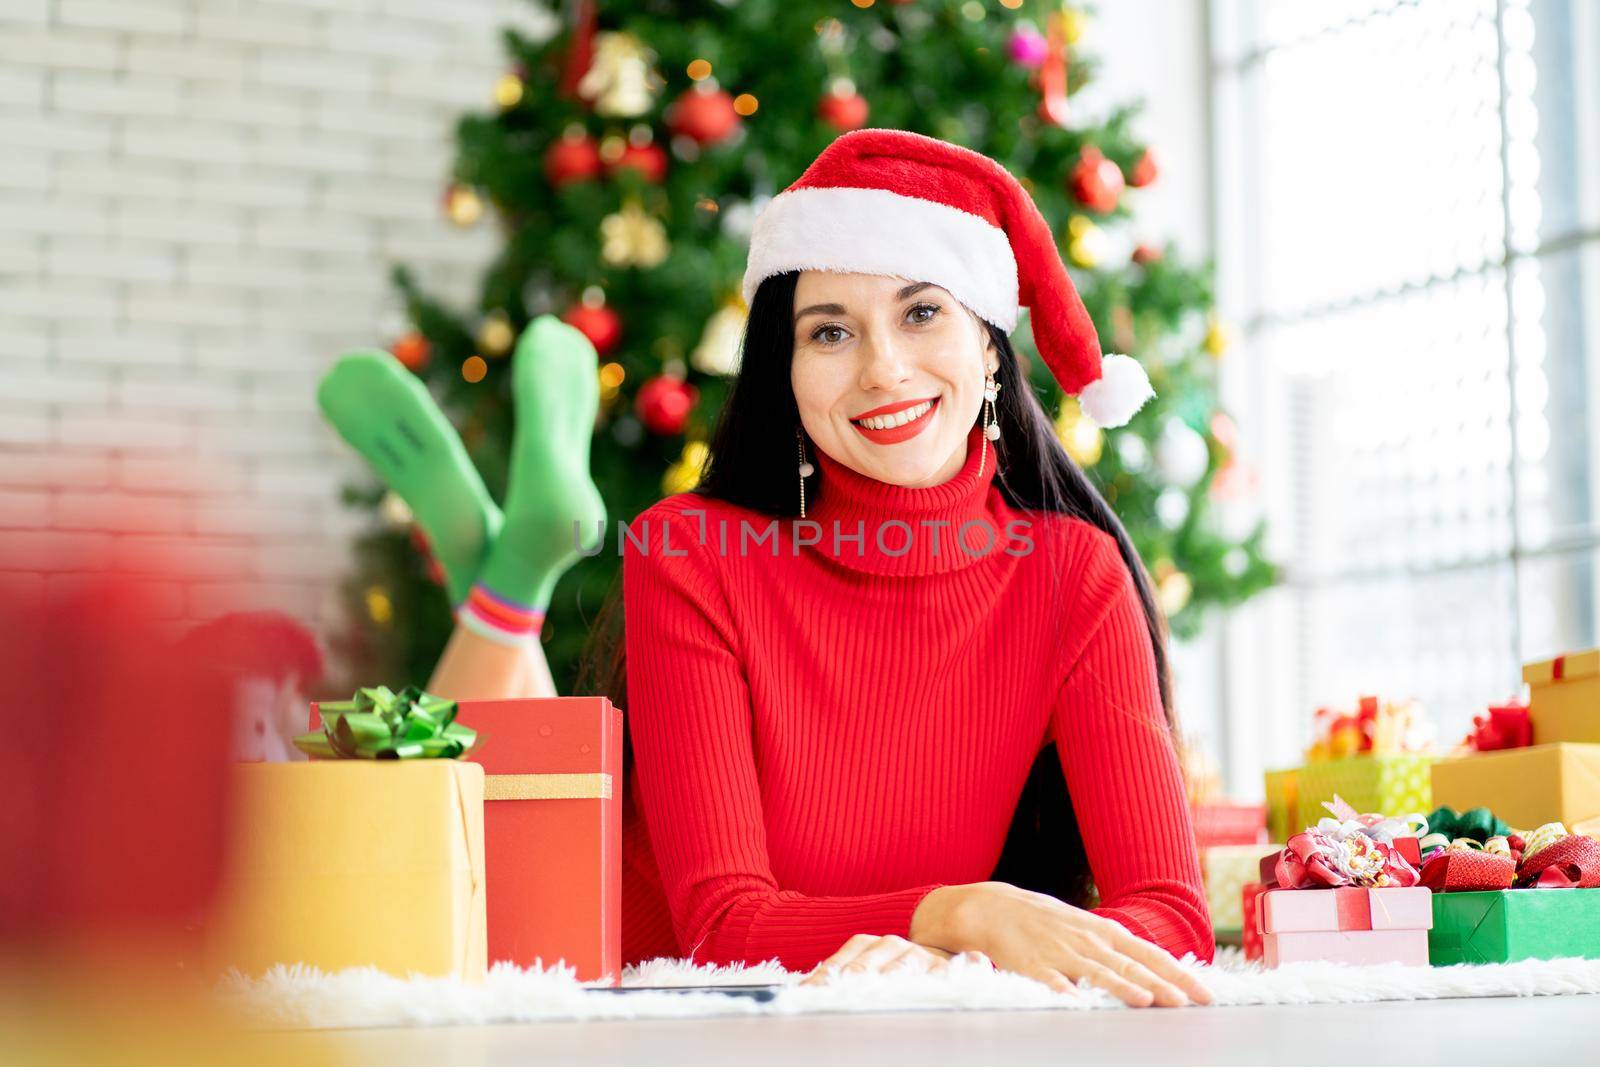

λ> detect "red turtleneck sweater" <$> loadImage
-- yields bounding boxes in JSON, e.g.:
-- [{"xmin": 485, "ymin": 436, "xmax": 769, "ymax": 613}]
[{"xmin": 618, "ymin": 422, "xmax": 1213, "ymax": 973}]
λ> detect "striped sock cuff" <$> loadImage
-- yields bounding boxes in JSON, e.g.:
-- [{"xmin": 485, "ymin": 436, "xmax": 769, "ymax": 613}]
[{"xmin": 456, "ymin": 583, "xmax": 546, "ymax": 646}]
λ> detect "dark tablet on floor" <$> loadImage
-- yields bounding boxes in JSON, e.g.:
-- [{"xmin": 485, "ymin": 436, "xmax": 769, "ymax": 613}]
[{"xmin": 589, "ymin": 984, "xmax": 781, "ymax": 1002}]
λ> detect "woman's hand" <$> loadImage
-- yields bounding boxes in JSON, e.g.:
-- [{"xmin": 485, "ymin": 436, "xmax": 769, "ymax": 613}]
[
  {"xmin": 796, "ymin": 934, "xmax": 990, "ymax": 987},
  {"xmin": 917, "ymin": 882, "xmax": 1212, "ymax": 1008}
]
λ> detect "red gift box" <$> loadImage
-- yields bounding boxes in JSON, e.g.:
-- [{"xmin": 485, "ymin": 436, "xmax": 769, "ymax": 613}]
[
  {"xmin": 1192, "ymin": 802, "xmax": 1267, "ymax": 849},
  {"xmin": 310, "ymin": 696, "xmax": 623, "ymax": 983},
  {"xmin": 1241, "ymin": 882, "xmax": 1269, "ymax": 961}
]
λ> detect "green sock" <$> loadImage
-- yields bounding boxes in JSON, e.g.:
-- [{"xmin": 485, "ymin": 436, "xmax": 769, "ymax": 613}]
[
  {"xmin": 473, "ymin": 314, "xmax": 607, "ymax": 613},
  {"xmin": 317, "ymin": 350, "xmax": 503, "ymax": 606}
]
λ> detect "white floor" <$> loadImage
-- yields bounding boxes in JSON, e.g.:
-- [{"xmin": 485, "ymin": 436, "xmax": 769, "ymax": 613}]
[{"xmin": 250, "ymin": 994, "xmax": 1600, "ymax": 1067}]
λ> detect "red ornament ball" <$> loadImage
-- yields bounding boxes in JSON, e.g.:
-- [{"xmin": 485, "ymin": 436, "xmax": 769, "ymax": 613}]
[
  {"xmin": 1131, "ymin": 243, "xmax": 1164, "ymax": 267},
  {"xmin": 668, "ymin": 86, "xmax": 740, "ymax": 145},
  {"xmin": 817, "ymin": 89, "xmax": 869, "ymax": 132},
  {"xmin": 608, "ymin": 141, "xmax": 669, "ymax": 183},
  {"xmin": 390, "ymin": 331, "xmax": 432, "ymax": 373},
  {"xmin": 635, "ymin": 374, "xmax": 700, "ymax": 436},
  {"xmin": 545, "ymin": 132, "xmax": 603, "ymax": 187},
  {"xmin": 1128, "ymin": 147, "xmax": 1160, "ymax": 188},
  {"xmin": 1068, "ymin": 145, "xmax": 1125, "ymax": 214},
  {"xmin": 561, "ymin": 301, "xmax": 623, "ymax": 357}
]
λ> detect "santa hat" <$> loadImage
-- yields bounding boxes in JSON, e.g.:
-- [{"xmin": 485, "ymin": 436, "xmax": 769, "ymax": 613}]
[{"xmin": 740, "ymin": 128, "xmax": 1155, "ymax": 429}]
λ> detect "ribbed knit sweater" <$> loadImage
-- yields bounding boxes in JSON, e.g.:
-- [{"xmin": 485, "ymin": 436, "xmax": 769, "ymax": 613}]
[{"xmin": 619, "ymin": 421, "xmax": 1213, "ymax": 972}]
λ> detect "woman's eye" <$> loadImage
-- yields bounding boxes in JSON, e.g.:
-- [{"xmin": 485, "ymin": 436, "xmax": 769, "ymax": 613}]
[
  {"xmin": 908, "ymin": 302, "xmax": 940, "ymax": 324},
  {"xmin": 812, "ymin": 325, "xmax": 847, "ymax": 346}
]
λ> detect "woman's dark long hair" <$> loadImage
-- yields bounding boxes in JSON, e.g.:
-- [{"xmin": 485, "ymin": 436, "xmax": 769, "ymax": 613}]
[{"xmin": 574, "ymin": 269, "xmax": 1179, "ymax": 909}]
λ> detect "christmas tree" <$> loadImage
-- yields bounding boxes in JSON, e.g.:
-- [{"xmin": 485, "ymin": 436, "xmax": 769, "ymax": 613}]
[{"xmin": 330, "ymin": 0, "xmax": 1280, "ymax": 693}]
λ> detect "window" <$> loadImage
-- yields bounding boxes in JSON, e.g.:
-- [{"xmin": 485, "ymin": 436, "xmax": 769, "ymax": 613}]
[{"xmin": 1210, "ymin": 0, "xmax": 1600, "ymax": 788}]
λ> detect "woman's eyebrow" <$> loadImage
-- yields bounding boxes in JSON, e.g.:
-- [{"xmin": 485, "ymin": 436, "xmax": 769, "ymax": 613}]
[{"xmin": 793, "ymin": 282, "xmax": 936, "ymax": 323}]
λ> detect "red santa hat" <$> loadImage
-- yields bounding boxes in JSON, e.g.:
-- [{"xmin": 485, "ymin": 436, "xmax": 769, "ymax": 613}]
[{"xmin": 741, "ymin": 128, "xmax": 1155, "ymax": 428}]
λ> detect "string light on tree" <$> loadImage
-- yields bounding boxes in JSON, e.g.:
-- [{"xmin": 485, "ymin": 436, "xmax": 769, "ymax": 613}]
[
  {"xmin": 597, "ymin": 360, "xmax": 627, "ymax": 405},
  {"xmin": 1060, "ymin": 4, "xmax": 1088, "ymax": 45},
  {"xmin": 461, "ymin": 355, "xmax": 488, "ymax": 384},
  {"xmin": 477, "ymin": 309, "xmax": 516, "ymax": 358},
  {"xmin": 1155, "ymin": 417, "xmax": 1210, "ymax": 486}
]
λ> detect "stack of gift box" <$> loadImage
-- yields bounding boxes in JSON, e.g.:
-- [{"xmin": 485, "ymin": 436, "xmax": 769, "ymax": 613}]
[
  {"xmin": 1248, "ymin": 645, "xmax": 1600, "ymax": 968},
  {"xmin": 200, "ymin": 687, "xmax": 625, "ymax": 984},
  {"xmin": 1185, "ymin": 741, "xmax": 1281, "ymax": 942}
]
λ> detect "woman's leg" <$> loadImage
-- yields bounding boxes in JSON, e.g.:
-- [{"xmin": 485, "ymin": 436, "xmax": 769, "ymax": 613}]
[{"xmin": 427, "ymin": 623, "xmax": 558, "ymax": 701}]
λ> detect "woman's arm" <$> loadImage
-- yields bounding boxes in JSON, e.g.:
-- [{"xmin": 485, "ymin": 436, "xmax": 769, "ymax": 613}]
[
  {"xmin": 623, "ymin": 506, "xmax": 948, "ymax": 972},
  {"xmin": 1048, "ymin": 526, "xmax": 1215, "ymax": 962}
]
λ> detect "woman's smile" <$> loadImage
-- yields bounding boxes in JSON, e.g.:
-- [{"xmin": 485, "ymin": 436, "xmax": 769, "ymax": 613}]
[{"xmin": 849, "ymin": 395, "xmax": 940, "ymax": 444}]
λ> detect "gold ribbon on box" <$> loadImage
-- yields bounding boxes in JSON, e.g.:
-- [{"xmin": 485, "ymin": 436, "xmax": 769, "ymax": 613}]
[{"xmin": 484, "ymin": 773, "xmax": 613, "ymax": 801}]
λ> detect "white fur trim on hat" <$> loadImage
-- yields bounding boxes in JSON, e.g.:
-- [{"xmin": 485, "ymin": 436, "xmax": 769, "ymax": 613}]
[
  {"xmin": 1077, "ymin": 352, "xmax": 1156, "ymax": 429},
  {"xmin": 741, "ymin": 186, "xmax": 1020, "ymax": 331}
]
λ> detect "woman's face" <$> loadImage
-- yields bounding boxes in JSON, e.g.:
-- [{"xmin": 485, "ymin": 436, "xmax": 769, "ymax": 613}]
[{"xmin": 790, "ymin": 270, "xmax": 998, "ymax": 488}]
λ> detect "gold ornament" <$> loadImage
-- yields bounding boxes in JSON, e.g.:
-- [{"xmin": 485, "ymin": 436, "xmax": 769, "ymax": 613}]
[
  {"xmin": 379, "ymin": 491, "xmax": 413, "ymax": 527},
  {"xmin": 1065, "ymin": 214, "xmax": 1105, "ymax": 269},
  {"xmin": 600, "ymin": 198, "xmax": 670, "ymax": 268},
  {"xmin": 1204, "ymin": 316, "xmax": 1231, "ymax": 358},
  {"xmin": 1053, "ymin": 395, "xmax": 1103, "ymax": 466},
  {"xmin": 576, "ymin": 31, "xmax": 663, "ymax": 118},
  {"xmin": 598, "ymin": 360, "xmax": 626, "ymax": 403},
  {"xmin": 1157, "ymin": 570, "xmax": 1192, "ymax": 616},
  {"xmin": 690, "ymin": 296, "xmax": 748, "ymax": 376},
  {"xmin": 477, "ymin": 310, "xmax": 515, "ymax": 357},
  {"xmin": 364, "ymin": 585, "xmax": 393, "ymax": 626},
  {"xmin": 493, "ymin": 72, "xmax": 524, "ymax": 109},
  {"xmin": 662, "ymin": 440, "xmax": 711, "ymax": 495},
  {"xmin": 444, "ymin": 184, "xmax": 483, "ymax": 227},
  {"xmin": 1061, "ymin": 5, "xmax": 1087, "ymax": 45}
]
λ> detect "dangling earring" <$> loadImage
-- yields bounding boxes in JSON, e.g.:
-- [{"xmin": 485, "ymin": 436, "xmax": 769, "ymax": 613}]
[
  {"xmin": 979, "ymin": 365, "xmax": 1002, "ymax": 478},
  {"xmin": 797, "ymin": 427, "xmax": 815, "ymax": 518}
]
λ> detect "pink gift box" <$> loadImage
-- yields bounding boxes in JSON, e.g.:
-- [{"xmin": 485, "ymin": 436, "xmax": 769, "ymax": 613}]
[
  {"xmin": 1255, "ymin": 887, "xmax": 1433, "ymax": 968},
  {"xmin": 1264, "ymin": 929, "xmax": 1431, "ymax": 967}
]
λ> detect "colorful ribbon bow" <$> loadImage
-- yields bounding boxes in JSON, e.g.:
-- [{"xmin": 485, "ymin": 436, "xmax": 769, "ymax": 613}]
[
  {"xmin": 1418, "ymin": 806, "xmax": 1517, "ymax": 860},
  {"xmin": 1274, "ymin": 796, "xmax": 1424, "ymax": 890},
  {"xmin": 293, "ymin": 685, "xmax": 477, "ymax": 760}
]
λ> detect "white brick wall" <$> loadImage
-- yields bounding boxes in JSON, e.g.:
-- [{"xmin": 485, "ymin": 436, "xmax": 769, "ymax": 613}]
[{"xmin": 0, "ymin": 0, "xmax": 556, "ymax": 651}]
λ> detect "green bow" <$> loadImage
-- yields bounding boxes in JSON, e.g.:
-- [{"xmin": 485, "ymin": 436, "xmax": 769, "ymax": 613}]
[
  {"xmin": 294, "ymin": 686, "xmax": 477, "ymax": 760},
  {"xmin": 1424, "ymin": 805, "xmax": 1512, "ymax": 843}
]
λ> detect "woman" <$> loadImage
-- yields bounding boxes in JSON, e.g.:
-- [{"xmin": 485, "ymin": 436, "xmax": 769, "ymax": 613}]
[{"xmin": 319, "ymin": 130, "xmax": 1213, "ymax": 1008}]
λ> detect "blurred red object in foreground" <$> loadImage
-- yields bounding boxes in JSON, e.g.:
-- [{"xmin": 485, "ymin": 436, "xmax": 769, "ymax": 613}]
[{"xmin": 0, "ymin": 565, "xmax": 234, "ymax": 957}]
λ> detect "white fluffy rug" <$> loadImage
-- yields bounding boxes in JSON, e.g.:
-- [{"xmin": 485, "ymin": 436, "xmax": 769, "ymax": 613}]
[{"xmin": 218, "ymin": 949, "xmax": 1600, "ymax": 1030}]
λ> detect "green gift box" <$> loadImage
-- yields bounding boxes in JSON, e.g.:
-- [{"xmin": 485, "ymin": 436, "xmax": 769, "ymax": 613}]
[
  {"xmin": 1264, "ymin": 768, "xmax": 1299, "ymax": 844},
  {"xmin": 1296, "ymin": 755, "xmax": 1434, "ymax": 822},
  {"xmin": 1429, "ymin": 889, "xmax": 1600, "ymax": 965}
]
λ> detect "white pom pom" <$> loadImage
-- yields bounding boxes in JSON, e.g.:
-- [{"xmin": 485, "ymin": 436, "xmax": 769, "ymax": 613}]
[{"xmin": 1076, "ymin": 353, "xmax": 1155, "ymax": 429}]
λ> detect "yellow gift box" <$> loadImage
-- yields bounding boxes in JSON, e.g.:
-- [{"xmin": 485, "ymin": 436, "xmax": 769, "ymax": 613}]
[
  {"xmin": 1525, "ymin": 649, "xmax": 1600, "ymax": 744},
  {"xmin": 205, "ymin": 761, "xmax": 486, "ymax": 981},
  {"xmin": 1202, "ymin": 843, "xmax": 1281, "ymax": 932},
  {"xmin": 1295, "ymin": 755, "xmax": 1433, "ymax": 821},
  {"xmin": 1430, "ymin": 743, "xmax": 1600, "ymax": 830},
  {"xmin": 1264, "ymin": 768, "xmax": 1299, "ymax": 844}
]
